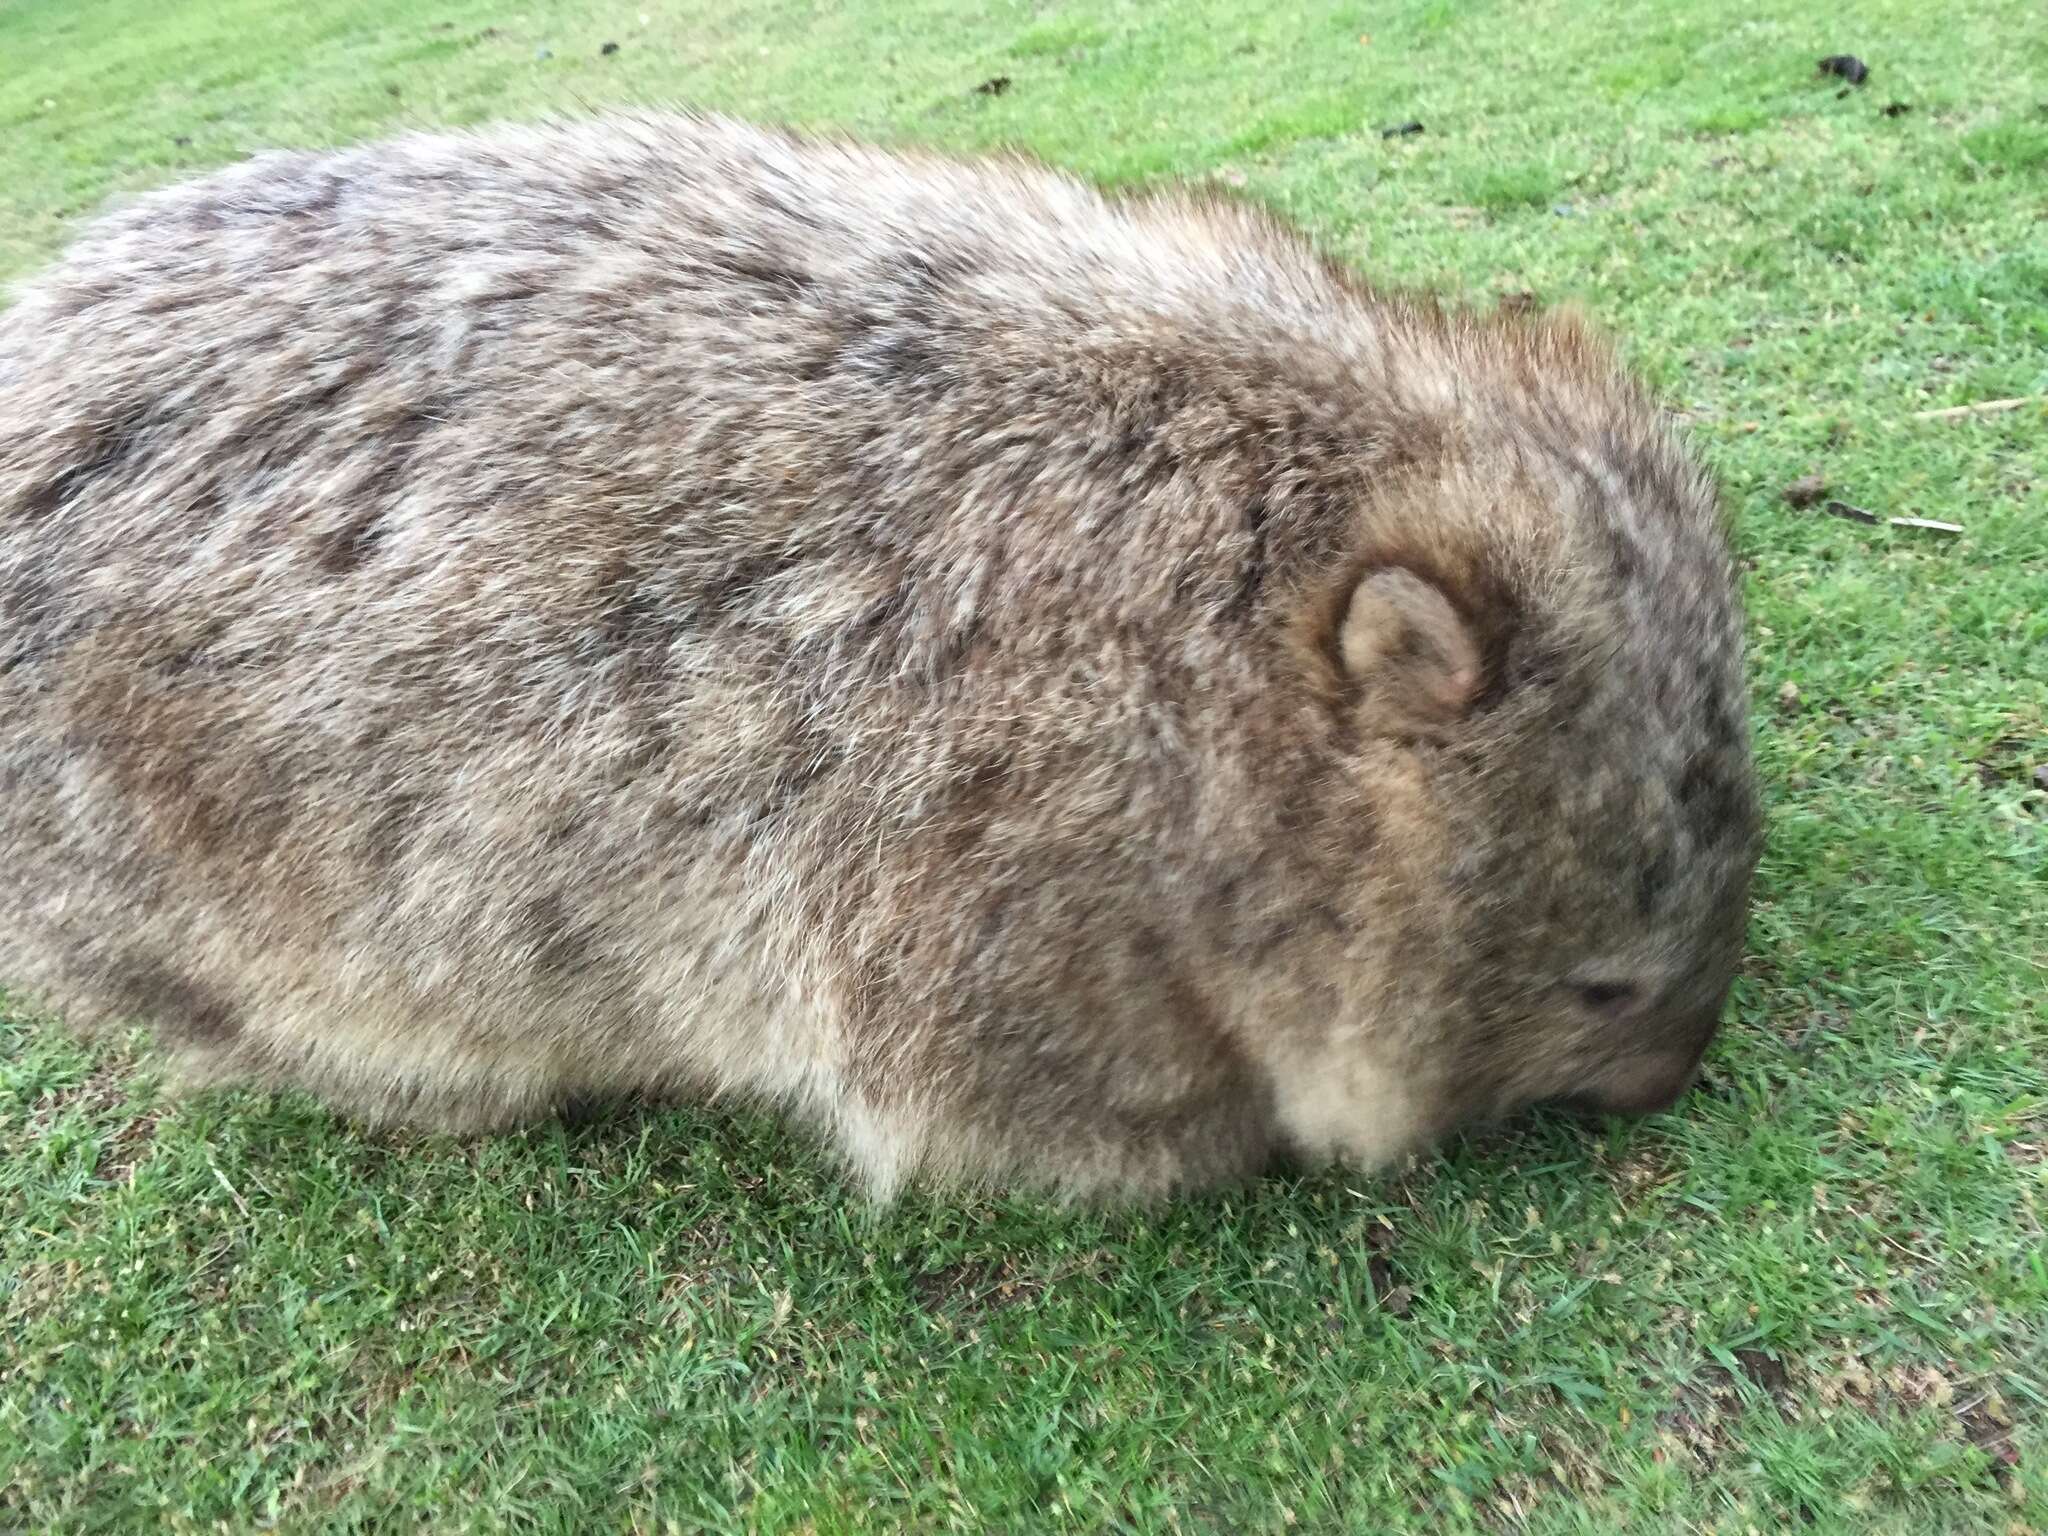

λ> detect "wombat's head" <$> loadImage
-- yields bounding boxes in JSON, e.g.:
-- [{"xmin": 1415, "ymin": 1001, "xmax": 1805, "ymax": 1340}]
[{"xmin": 1290, "ymin": 380, "xmax": 1761, "ymax": 1144}]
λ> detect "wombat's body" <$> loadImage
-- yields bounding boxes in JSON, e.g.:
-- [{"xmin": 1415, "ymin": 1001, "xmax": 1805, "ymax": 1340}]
[{"xmin": 0, "ymin": 114, "xmax": 1759, "ymax": 1197}]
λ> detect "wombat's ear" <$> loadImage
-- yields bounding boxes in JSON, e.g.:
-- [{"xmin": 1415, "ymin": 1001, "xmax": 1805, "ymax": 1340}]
[{"xmin": 1339, "ymin": 568, "xmax": 1483, "ymax": 735}]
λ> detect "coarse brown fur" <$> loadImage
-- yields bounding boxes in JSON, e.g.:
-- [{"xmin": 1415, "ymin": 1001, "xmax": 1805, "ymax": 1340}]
[{"xmin": 0, "ymin": 112, "xmax": 1760, "ymax": 1199}]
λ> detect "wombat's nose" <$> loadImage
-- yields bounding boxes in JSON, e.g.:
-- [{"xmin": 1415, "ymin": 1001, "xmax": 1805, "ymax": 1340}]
[
  {"xmin": 1596, "ymin": 1059, "xmax": 1701, "ymax": 1117},
  {"xmin": 1548, "ymin": 977, "xmax": 1726, "ymax": 1121},
  {"xmin": 1547, "ymin": 1054, "xmax": 1700, "ymax": 1121}
]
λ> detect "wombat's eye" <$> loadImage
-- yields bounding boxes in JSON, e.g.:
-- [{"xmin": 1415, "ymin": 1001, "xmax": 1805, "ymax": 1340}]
[
  {"xmin": 1571, "ymin": 980, "xmax": 1638, "ymax": 1016},
  {"xmin": 1505, "ymin": 633, "xmax": 1567, "ymax": 692}
]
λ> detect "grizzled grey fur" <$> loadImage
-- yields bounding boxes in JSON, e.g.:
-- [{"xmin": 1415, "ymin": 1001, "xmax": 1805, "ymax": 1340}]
[{"xmin": 0, "ymin": 113, "xmax": 1760, "ymax": 1199}]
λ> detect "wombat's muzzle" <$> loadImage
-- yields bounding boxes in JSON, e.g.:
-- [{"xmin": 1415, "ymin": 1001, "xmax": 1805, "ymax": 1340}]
[
  {"xmin": 1548, "ymin": 1000, "xmax": 1723, "ymax": 1120},
  {"xmin": 1552, "ymin": 1064, "xmax": 1698, "ymax": 1121}
]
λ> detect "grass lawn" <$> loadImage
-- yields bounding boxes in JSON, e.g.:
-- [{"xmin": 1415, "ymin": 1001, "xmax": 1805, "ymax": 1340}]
[{"xmin": 3, "ymin": 0, "xmax": 2045, "ymax": 1529}]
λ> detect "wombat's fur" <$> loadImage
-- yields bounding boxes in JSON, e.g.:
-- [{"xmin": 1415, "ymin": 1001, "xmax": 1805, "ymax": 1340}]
[{"xmin": 0, "ymin": 113, "xmax": 1760, "ymax": 1198}]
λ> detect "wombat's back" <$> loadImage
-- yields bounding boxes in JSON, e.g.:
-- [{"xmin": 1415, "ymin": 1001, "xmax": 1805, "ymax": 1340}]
[
  {"xmin": 0, "ymin": 116, "xmax": 1367, "ymax": 1182},
  {"xmin": 1, "ymin": 114, "xmax": 1755, "ymax": 1197}
]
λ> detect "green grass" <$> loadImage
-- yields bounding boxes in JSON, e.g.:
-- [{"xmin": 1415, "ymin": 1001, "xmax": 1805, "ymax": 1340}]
[{"xmin": 3, "ymin": 0, "xmax": 2045, "ymax": 1529}]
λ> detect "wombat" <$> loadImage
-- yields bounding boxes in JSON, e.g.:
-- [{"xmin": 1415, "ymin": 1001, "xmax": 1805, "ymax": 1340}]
[{"xmin": 0, "ymin": 113, "xmax": 1760, "ymax": 1199}]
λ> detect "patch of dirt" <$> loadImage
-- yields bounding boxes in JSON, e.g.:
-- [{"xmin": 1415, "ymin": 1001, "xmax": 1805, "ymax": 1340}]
[
  {"xmin": 1603, "ymin": 1143, "xmax": 1681, "ymax": 1207},
  {"xmin": 1957, "ymin": 1397, "xmax": 2021, "ymax": 1476},
  {"xmin": 912, "ymin": 1255, "xmax": 1044, "ymax": 1315},
  {"xmin": 1358, "ymin": 1218, "xmax": 1414, "ymax": 1313},
  {"xmin": 1972, "ymin": 735, "xmax": 2045, "ymax": 791},
  {"xmin": 22, "ymin": 1059, "xmax": 160, "ymax": 1183},
  {"xmin": 1658, "ymin": 1349, "xmax": 1799, "ymax": 1470},
  {"xmin": 1474, "ymin": 1420, "xmax": 1619, "ymax": 1529},
  {"xmin": 28, "ymin": 1059, "xmax": 126, "ymax": 1119},
  {"xmin": 95, "ymin": 1106, "xmax": 161, "ymax": 1183},
  {"xmin": 2, "ymin": 1258, "xmax": 91, "ymax": 1326},
  {"xmin": 912, "ymin": 1246, "xmax": 1115, "ymax": 1319},
  {"xmin": 1778, "ymin": 1006, "xmax": 1848, "ymax": 1056},
  {"xmin": 1671, "ymin": 1347, "xmax": 2031, "ymax": 1489},
  {"xmin": 1733, "ymin": 1346, "xmax": 1792, "ymax": 1396},
  {"xmin": 1851, "ymin": 1362, "xmax": 2025, "ymax": 1485}
]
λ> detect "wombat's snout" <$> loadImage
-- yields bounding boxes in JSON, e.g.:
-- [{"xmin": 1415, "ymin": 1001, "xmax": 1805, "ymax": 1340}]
[
  {"xmin": 1554, "ymin": 1057, "xmax": 1701, "ymax": 1121},
  {"xmin": 1553, "ymin": 982, "xmax": 1730, "ymax": 1119}
]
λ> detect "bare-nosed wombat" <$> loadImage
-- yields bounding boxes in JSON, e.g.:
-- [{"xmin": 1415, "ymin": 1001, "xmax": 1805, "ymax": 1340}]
[{"xmin": 0, "ymin": 113, "xmax": 1760, "ymax": 1199}]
